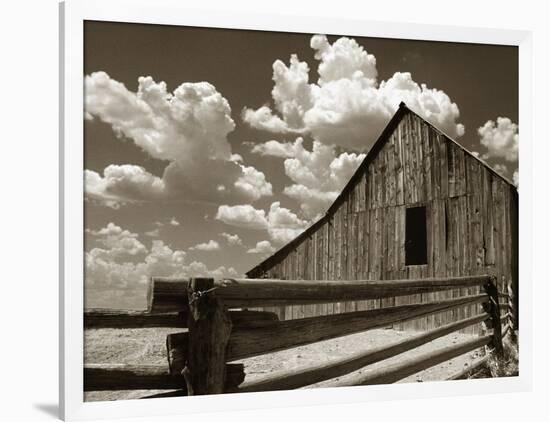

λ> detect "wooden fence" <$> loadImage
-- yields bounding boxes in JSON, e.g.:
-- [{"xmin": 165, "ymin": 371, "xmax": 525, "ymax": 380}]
[{"xmin": 84, "ymin": 275, "xmax": 513, "ymax": 397}]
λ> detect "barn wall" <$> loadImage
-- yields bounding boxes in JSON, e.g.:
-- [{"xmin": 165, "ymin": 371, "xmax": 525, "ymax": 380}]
[{"xmin": 251, "ymin": 111, "xmax": 518, "ymax": 333}]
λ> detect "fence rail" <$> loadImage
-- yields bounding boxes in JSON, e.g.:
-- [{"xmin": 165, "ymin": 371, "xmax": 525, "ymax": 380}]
[
  {"xmin": 83, "ymin": 363, "xmax": 245, "ymax": 392},
  {"xmin": 324, "ymin": 334, "xmax": 494, "ymax": 387},
  {"xmin": 233, "ymin": 313, "xmax": 489, "ymax": 392},
  {"xmin": 238, "ymin": 295, "xmax": 485, "ymax": 361},
  {"xmin": 84, "ymin": 310, "xmax": 186, "ymax": 329},
  {"xmin": 84, "ymin": 309, "xmax": 278, "ymax": 330},
  {"xmin": 85, "ymin": 275, "xmax": 508, "ymax": 398},
  {"xmin": 147, "ymin": 275, "xmax": 493, "ymax": 313}
]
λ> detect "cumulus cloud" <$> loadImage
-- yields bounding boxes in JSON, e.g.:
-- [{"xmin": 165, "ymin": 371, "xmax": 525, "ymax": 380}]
[
  {"xmin": 251, "ymin": 139, "xmax": 303, "ymax": 158},
  {"xmin": 85, "ymin": 223, "xmax": 237, "ymax": 289},
  {"xmin": 252, "ymin": 138, "xmax": 365, "ymax": 219},
  {"xmin": 86, "ymin": 228, "xmax": 185, "ymax": 288},
  {"xmin": 215, "ymin": 204, "xmax": 268, "ymax": 230},
  {"xmin": 85, "ymin": 72, "xmax": 234, "ymax": 161},
  {"xmin": 283, "ymin": 184, "xmax": 338, "ymax": 220},
  {"xmin": 234, "ymin": 164, "xmax": 273, "ymax": 200},
  {"xmin": 85, "ymin": 165, "xmax": 165, "ymax": 208},
  {"xmin": 474, "ymin": 117, "xmax": 518, "ymax": 185},
  {"xmin": 266, "ymin": 201, "xmax": 309, "ymax": 245},
  {"xmin": 85, "ymin": 72, "xmax": 272, "ymax": 207},
  {"xmin": 241, "ymin": 106, "xmax": 296, "ymax": 134},
  {"xmin": 216, "ymin": 201, "xmax": 309, "ymax": 245},
  {"xmin": 190, "ymin": 239, "xmax": 220, "ymax": 251},
  {"xmin": 87, "ymin": 222, "xmax": 148, "ymax": 257},
  {"xmin": 209, "ymin": 265, "xmax": 240, "ymax": 279},
  {"xmin": 169, "ymin": 217, "xmax": 180, "ymax": 226},
  {"xmin": 247, "ymin": 240, "xmax": 276, "ymax": 254},
  {"xmin": 477, "ymin": 117, "xmax": 519, "ymax": 162},
  {"xmin": 311, "ymin": 34, "xmax": 378, "ymax": 86},
  {"xmin": 243, "ymin": 35, "xmax": 464, "ymax": 151},
  {"xmin": 220, "ymin": 232, "xmax": 243, "ymax": 246}
]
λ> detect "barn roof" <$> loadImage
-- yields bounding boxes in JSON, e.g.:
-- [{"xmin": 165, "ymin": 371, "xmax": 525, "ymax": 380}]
[{"xmin": 246, "ymin": 102, "xmax": 517, "ymax": 277}]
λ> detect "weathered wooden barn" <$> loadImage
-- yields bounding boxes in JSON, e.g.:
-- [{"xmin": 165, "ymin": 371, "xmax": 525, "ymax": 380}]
[{"xmin": 247, "ymin": 102, "xmax": 518, "ymax": 332}]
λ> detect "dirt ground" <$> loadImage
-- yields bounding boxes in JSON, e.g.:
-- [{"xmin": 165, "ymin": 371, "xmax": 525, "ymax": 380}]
[{"xmin": 84, "ymin": 327, "xmax": 486, "ymax": 402}]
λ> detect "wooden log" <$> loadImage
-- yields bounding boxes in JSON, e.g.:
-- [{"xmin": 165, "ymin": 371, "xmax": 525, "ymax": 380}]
[
  {"xmin": 507, "ymin": 281, "xmax": 518, "ymax": 332},
  {"xmin": 84, "ymin": 309, "xmax": 186, "ymax": 329},
  {"xmin": 85, "ymin": 308, "xmax": 277, "ymax": 330},
  {"xmin": 447, "ymin": 353, "xmax": 492, "ymax": 380},
  {"xmin": 223, "ymin": 294, "xmax": 488, "ymax": 361},
  {"xmin": 500, "ymin": 313, "xmax": 510, "ymax": 324},
  {"xmin": 483, "ymin": 279, "xmax": 504, "ymax": 356},
  {"xmin": 485, "ymin": 309, "xmax": 509, "ymax": 329},
  {"xmin": 147, "ymin": 277, "xmax": 190, "ymax": 313},
  {"xmin": 324, "ymin": 334, "xmax": 493, "ymax": 387},
  {"xmin": 502, "ymin": 323, "xmax": 511, "ymax": 339},
  {"xmin": 186, "ymin": 278, "xmax": 232, "ymax": 395},
  {"xmin": 149, "ymin": 276, "xmax": 492, "ymax": 313},
  {"xmin": 219, "ymin": 277, "xmax": 492, "ymax": 306},
  {"xmin": 234, "ymin": 313, "xmax": 488, "ymax": 393},
  {"xmin": 229, "ymin": 310, "xmax": 280, "ymax": 328},
  {"xmin": 166, "ymin": 332, "xmax": 188, "ymax": 375},
  {"xmin": 84, "ymin": 364, "xmax": 183, "ymax": 391},
  {"xmin": 480, "ymin": 309, "xmax": 491, "ymax": 357},
  {"xmin": 84, "ymin": 363, "xmax": 244, "ymax": 392}
]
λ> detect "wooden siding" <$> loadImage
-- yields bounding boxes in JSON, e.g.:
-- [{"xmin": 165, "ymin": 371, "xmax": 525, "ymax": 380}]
[{"xmin": 248, "ymin": 109, "xmax": 518, "ymax": 333}]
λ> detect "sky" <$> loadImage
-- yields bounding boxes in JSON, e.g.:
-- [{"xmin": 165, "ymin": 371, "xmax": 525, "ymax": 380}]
[{"xmin": 83, "ymin": 20, "xmax": 518, "ymax": 309}]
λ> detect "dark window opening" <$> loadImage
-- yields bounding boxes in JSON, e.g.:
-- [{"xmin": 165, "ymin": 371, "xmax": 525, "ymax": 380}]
[{"xmin": 405, "ymin": 206, "xmax": 428, "ymax": 266}]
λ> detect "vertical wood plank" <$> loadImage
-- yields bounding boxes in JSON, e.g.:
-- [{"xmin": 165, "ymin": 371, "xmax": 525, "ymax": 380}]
[
  {"xmin": 440, "ymin": 137, "xmax": 449, "ymax": 198},
  {"xmin": 396, "ymin": 121, "xmax": 405, "ymax": 205}
]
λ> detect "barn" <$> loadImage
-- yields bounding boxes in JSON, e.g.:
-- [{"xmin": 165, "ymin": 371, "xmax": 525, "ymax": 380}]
[{"xmin": 246, "ymin": 102, "xmax": 518, "ymax": 332}]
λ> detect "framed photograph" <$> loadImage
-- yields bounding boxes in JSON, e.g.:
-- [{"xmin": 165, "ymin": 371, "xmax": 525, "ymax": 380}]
[{"xmin": 60, "ymin": 0, "xmax": 533, "ymax": 420}]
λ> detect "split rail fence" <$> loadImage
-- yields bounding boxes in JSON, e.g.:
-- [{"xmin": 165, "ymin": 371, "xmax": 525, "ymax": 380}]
[{"xmin": 84, "ymin": 275, "xmax": 514, "ymax": 397}]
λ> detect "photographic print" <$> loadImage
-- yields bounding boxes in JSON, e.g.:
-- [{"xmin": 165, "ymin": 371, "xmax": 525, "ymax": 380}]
[{"xmin": 82, "ymin": 20, "xmax": 519, "ymax": 402}]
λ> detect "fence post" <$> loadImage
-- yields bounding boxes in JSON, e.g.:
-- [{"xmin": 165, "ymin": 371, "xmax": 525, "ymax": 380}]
[
  {"xmin": 483, "ymin": 277, "xmax": 503, "ymax": 356},
  {"xmin": 185, "ymin": 277, "xmax": 232, "ymax": 395},
  {"xmin": 507, "ymin": 280, "xmax": 518, "ymax": 336}
]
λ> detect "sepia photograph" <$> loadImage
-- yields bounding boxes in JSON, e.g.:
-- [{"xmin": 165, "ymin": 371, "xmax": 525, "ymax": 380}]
[{"xmin": 82, "ymin": 19, "xmax": 519, "ymax": 402}]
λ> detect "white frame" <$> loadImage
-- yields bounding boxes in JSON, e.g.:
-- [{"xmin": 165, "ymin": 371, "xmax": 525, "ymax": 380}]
[{"xmin": 60, "ymin": 0, "xmax": 533, "ymax": 420}]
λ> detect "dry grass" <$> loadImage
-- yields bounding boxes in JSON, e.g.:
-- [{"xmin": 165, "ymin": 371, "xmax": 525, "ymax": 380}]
[
  {"xmin": 473, "ymin": 332, "xmax": 519, "ymax": 379},
  {"xmin": 456, "ymin": 330, "xmax": 519, "ymax": 380},
  {"xmin": 84, "ymin": 327, "xmax": 184, "ymax": 365}
]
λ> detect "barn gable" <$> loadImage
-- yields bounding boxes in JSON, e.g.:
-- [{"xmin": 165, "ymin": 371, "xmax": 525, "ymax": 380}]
[{"xmin": 247, "ymin": 102, "xmax": 517, "ymax": 284}]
